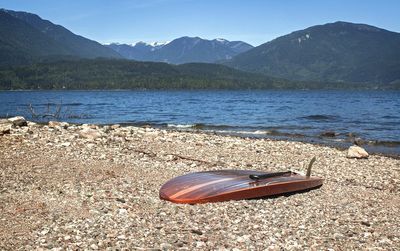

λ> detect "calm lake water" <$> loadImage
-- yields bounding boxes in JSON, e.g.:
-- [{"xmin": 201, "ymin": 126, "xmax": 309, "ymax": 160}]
[{"xmin": 1, "ymin": 90, "xmax": 399, "ymax": 155}]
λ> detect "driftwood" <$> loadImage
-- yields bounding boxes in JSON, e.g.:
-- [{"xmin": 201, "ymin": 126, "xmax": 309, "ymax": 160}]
[
  {"xmin": 28, "ymin": 102, "xmax": 62, "ymax": 119},
  {"xmin": 27, "ymin": 101, "xmax": 87, "ymax": 120},
  {"xmin": 168, "ymin": 153, "xmax": 211, "ymax": 164},
  {"xmin": 132, "ymin": 148, "xmax": 212, "ymax": 165}
]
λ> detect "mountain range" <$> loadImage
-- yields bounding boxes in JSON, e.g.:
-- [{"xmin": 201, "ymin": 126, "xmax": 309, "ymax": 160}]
[
  {"xmin": 106, "ymin": 37, "xmax": 253, "ymax": 64},
  {"xmin": 224, "ymin": 21, "xmax": 400, "ymax": 85},
  {"xmin": 0, "ymin": 8, "xmax": 399, "ymax": 88}
]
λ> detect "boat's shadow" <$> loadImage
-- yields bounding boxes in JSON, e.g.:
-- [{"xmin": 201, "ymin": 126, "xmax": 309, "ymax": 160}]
[{"xmin": 247, "ymin": 184, "xmax": 323, "ymax": 201}]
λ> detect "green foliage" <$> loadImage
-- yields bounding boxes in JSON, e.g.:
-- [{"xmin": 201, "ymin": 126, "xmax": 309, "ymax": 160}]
[
  {"xmin": 0, "ymin": 59, "xmax": 274, "ymax": 89},
  {"xmin": 0, "ymin": 58, "xmax": 394, "ymax": 90}
]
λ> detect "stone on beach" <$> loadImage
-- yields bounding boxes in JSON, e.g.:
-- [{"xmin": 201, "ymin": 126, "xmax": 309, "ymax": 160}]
[
  {"xmin": 346, "ymin": 145, "xmax": 369, "ymax": 159},
  {"xmin": 49, "ymin": 121, "xmax": 69, "ymax": 129},
  {"xmin": 111, "ymin": 124, "xmax": 121, "ymax": 130},
  {"xmin": 7, "ymin": 116, "xmax": 27, "ymax": 127},
  {"xmin": 78, "ymin": 128, "xmax": 102, "ymax": 140}
]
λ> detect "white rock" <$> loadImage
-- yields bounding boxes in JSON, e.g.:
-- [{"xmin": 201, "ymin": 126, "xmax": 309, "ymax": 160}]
[
  {"xmin": 79, "ymin": 128, "xmax": 102, "ymax": 140},
  {"xmin": 346, "ymin": 145, "xmax": 369, "ymax": 159},
  {"xmin": 196, "ymin": 241, "xmax": 206, "ymax": 248},
  {"xmin": 117, "ymin": 234, "xmax": 126, "ymax": 240},
  {"xmin": 27, "ymin": 121, "xmax": 37, "ymax": 127},
  {"xmin": 49, "ymin": 121, "xmax": 69, "ymax": 129},
  {"xmin": 8, "ymin": 116, "xmax": 27, "ymax": 126},
  {"xmin": 118, "ymin": 208, "xmax": 127, "ymax": 215},
  {"xmin": 40, "ymin": 229, "xmax": 49, "ymax": 235},
  {"xmin": 60, "ymin": 142, "xmax": 71, "ymax": 147},
  {"xmin": 48, "ymin": 121, "xmax": 60, "ymax": 128}
]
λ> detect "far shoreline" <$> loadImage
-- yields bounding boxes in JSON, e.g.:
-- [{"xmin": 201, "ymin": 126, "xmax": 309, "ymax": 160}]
[{"xmin": 1, "ymin": 88, "xmax": 399, "ymax": 92}]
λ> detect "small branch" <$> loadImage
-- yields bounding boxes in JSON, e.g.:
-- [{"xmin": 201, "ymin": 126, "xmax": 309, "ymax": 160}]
[
  {"xmin": 28, "ymin": 104, "xmax": 38, "ymax": 118},
  {"xmin": 133, "ymin": 149, "xmax": 156, "ymax": 157},
  {"xmin": 54, "ymin": 99, "xmax": 62, "ymax": 118},
  {"xmin": 169, "ymin": 153, "xmax": 211, "ymax": 164},
  {"xmin": 132, "ymin": 148, "xmax": 213, "ymax": 165}
]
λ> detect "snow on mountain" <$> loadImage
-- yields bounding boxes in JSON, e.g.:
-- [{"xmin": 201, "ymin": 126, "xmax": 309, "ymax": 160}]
[
  {"xmin": 106, "ymin": 37, "xmax": 253, "ymax": 64},
  {"xmin": 128, "ymin": 41, "xmax": 170, "ymax": 47}
]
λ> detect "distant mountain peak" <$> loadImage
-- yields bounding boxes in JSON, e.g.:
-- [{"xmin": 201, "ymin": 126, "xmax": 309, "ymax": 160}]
[
  {"xmin": 0, "ymin": 8, "xmax": 121, "ymax": 64},
  {"xmin": 129, "ymin": 41, "xmax": 170, "ymax": 47},
  {"xmin": 225, "ymin": 21, "xmax": 400, "ymax": 85},
  {"xmin": 214, "ymin": 38, "xmax": 229, "ymax": 43},
  {"xmin": 107, "ymin": 36, "xmax": 254, "ymax": 64},
  {"xmin": 305, "ymin": 21, "xmax": 385, "ymax": 34}
]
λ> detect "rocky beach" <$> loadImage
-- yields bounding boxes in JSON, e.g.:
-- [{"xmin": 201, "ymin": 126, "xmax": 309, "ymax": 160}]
[{"xmin": 1, "ymin": 117, "xmax": 399, "ymax": 250}]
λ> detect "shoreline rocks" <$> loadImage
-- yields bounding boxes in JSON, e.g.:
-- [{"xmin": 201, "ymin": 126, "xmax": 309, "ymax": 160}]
[
  {"xmin": 7, "ymin": 116, "xmax": 27, "ymax": 127},
  {"xmin": 347, "ymin": 145, "xmax": 369, "ymax": 159},
  {"xmin": 320, "ymin": 131, "xmax": 337, "ymax": 137},
  {"xmin": 78, "ymin": 128, "xmax": 103, "ymax": 140},
  {"xmin": 0, "ymin": 117, "xmax": 399, "ymax": 250}
]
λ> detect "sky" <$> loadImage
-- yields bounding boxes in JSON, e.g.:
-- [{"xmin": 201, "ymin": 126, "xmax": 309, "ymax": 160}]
[{"xmin": 1, "ymin": 0, "xmax": 399, "ymax": 46}]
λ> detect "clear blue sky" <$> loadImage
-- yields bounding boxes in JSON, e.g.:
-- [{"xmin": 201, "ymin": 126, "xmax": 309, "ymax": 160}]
[{"xmin": 1, "ymin": 0, "xmax": 399, "ymax": 46}]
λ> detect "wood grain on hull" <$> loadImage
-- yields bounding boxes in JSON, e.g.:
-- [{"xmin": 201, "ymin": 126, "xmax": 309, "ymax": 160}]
[{"xmin": 159, "ymin": 170, "xmax": 323, "ymax": 204}]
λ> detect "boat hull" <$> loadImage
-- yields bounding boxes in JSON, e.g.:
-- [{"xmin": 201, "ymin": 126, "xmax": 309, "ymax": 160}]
[{"xmin": 160, "ymin": 170, "xmax": 323, "ymax": 204}]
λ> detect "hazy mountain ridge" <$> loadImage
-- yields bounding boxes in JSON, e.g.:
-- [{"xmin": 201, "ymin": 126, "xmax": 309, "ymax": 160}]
[
  {"xmin": 106, "ymin": 37, "xmax": 253, "ymax": 64},
  {"xmin": 0, "ymin": 8, "xmax": 121, "ymax": 66},
  {"xmin": 224, "ymin": 21, "xmax": 400, "ymax": 85}
]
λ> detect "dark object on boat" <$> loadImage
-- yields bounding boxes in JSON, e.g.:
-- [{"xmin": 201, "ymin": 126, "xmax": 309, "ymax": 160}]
[{"xmin": 160, "ymin": 157, "xmax": 323, "ymax": 204}]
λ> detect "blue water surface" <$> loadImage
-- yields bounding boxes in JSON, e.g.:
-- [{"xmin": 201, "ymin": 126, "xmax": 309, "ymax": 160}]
[{"xmin": 1, "ymin": 90, "xmax": 399, "ymax": 155}]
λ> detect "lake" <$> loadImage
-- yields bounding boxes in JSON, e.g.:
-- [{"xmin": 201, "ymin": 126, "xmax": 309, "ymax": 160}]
[{"xmin": 1, "ymin": 90, "xmax": 399, "ymax": 155}]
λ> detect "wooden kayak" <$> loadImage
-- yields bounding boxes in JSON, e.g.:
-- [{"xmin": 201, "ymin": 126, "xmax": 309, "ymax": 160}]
[{"xmin": 159, "ymin": 158, "xmax": 323, "ymax": 204}]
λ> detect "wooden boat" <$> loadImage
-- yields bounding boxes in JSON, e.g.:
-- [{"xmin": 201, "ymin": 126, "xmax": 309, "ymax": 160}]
[{"xmin": 159, "ymin": 157, "xmax": 323, "ymax": 204}]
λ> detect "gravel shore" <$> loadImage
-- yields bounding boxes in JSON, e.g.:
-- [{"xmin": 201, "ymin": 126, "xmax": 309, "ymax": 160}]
[{"xmin": 1, "ymin": 120, "xmax": 399, "ymax": 250}]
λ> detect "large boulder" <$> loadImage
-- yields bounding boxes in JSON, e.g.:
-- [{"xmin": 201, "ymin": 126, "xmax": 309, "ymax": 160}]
[
  {"xmin": 8, "ymin": 116, "xmax": 27, "ymax": 127},
  {"xmin": 346, "ymin": 145, "xmax": 369, "ymax": 159}
]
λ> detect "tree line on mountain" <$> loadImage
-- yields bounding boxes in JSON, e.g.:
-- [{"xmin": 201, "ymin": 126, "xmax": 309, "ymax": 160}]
[{"xmin": 1, "ymin": 58, "xmax": 393, "ymax": 90}]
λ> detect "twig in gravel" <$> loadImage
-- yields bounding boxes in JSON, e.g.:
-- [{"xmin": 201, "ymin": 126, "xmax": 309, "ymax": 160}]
[
  {"xmin": 133, "ymin": 149, "xmax": 156, "ymax": 157},
  {"xmin": 168, "ymin": 153, "xmax": 212, "ymax": 164},
  {"xmin": 133, "ymin": 147, "xmax": 215, "ymax": 165},
  {"xmin": 131, "ymin": 246, "xmax": 158, "ymax": 250}
]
